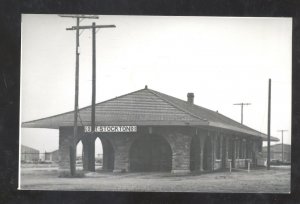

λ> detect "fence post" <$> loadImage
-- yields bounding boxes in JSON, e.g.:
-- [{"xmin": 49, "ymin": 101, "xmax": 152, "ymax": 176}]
[
  {"xmin": 248, "ymin": 160, "xmax": 250, "ymax": 173},
  {"xmin": 229, "ymin": 160, "xmax": 232, "ymax": 173}
]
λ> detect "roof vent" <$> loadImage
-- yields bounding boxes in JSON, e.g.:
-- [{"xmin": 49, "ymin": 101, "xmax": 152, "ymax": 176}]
[
  {"xmin": 145, "ymin": 85, "xmax": 148, "ymax": 89},
  {"xmin": 187, "ymin": 93, "xmax": 194, "ymax": 104}
]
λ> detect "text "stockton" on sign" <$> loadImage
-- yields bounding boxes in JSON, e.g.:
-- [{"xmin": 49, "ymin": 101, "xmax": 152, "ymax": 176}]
[{"xmin": 84, "ymin": 126, "xmax": 137, "ymax": 133}]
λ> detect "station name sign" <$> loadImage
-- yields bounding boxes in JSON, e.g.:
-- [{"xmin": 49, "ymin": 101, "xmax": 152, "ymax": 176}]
[{"xmin": 84, "ymin": 126, "xmax": 137, "ymax": 133}]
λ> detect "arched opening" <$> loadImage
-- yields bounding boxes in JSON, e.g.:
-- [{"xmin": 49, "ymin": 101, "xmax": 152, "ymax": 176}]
[
  {"xmin": 99, "ymin": 137, "xmax": 114, "ymax": 171},
  {"xmin": 190, "ymin": 135, "xmax": 200, "ymax": 171},
  {"xmin": 95, "ymin": 137, "xmax": 103, "ymax": 171},
  {"xmin": 203, "ymin": 137, "xmax": 212, "ymax": 171},
  {"xmin": 129, "ymin": 134, "xmax": 172, "ymax": 172},
  {"xmin": 77, "ymin": 136, "xmax": 115, "ymax": 172},
  {"xmin": 76, "ymin": 140, "xmax": 83, "ymax": 170}
]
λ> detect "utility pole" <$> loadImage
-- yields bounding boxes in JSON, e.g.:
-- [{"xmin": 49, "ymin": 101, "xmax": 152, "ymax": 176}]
[
  {"xmin": 277, "ymin": 130, "xmax": 288, "ymax": 163},
  {"xmin": 67, "ymin": 22, "xmax": 116, "ymax": 172},
  {"xmin": 61, "ymin": 15, "xmax": 98, "ymax": 176},
  {"xmin": 267, "ymin": 79, "xmax": 271, "ymax": 170},
  {"xmin": 233, "ymin": 103, "xmax": 251, "ymax": 124}
]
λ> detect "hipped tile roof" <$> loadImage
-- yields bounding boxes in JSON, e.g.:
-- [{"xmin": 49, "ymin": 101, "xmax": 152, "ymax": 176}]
[{"xmin": 22, "ymin": 87, "xmax": 279, "ymax": 141}]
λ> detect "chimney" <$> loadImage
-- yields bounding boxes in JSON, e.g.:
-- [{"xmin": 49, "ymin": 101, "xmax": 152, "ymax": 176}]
[{"xmin": 187, "ymin": 93, "xmax": 194, "ymax": 104}]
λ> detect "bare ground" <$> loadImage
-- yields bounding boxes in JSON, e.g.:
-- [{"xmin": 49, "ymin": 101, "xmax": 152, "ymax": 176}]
[{"xmin": 20, "ymin": 166, "xmax": 290, "ymax": 193}]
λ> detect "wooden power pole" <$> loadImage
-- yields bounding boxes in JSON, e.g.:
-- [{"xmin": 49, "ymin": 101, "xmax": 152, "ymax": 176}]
[
  {"xmin": 67, "ymin": 22, "xmax": 116, "ymax": 172},
  {"xmin": 61, "ymin": 14, "xmax": 99, "ymax": 176},
  {"xmin": 277, "ymin": 130, "xmax": 288, "ymax": 163},
  {"xmin": 267, "ymin": 79, "xmax": 271, "ymax": 170},
  {"xmin": 233, "ymin": 102, "xmax": 251, "ymax": 124}
]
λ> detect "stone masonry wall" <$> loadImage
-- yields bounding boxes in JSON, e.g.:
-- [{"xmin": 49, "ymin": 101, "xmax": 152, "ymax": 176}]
[
  {"xmin": 58, "ymin": 127, "xmax": 75, "ymax": 173},
  {"xmin": 163, "ymin": 132, "xmax": 192, "ymax": 173},
  {"xmin": 107, "ymin": 134, "xmax": 136, "ymax": 173}
]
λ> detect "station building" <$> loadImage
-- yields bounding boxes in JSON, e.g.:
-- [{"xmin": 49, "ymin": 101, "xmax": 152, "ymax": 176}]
[{"xmin": 22, "ymin": 86, "xmax": 278, "ymax": 174}]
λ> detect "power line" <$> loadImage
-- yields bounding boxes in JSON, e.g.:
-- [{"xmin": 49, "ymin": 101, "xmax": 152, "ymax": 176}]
[{"xmin": 59, "ymin": 15, "xmax": 99, "ymax": 19}]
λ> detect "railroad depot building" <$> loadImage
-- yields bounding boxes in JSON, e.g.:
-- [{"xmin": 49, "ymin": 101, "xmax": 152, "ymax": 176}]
[{"xmin": 22, "ymin": 87, "xmax": 278, "ymax": 174}]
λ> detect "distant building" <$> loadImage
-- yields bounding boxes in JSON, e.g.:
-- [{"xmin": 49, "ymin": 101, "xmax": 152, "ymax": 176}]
[
  {"xmin": 262, "ymin": 144, "xmax": 291, "ymax": 163},
  {"xmin": 44, "ymin": 150, "xmax": 59, "ymax": 162},
  {"xmin": 21, "ymin": 145, "xmax": 39, "ymax": 162}
]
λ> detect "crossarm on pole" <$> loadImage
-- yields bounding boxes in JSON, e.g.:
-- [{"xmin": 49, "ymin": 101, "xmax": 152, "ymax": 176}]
[{"xmin": 66, "ymin": 25, "xmax": 116, "ymax": 30}]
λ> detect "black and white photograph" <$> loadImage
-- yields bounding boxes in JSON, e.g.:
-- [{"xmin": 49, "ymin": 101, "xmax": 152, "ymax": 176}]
[{"xmin": 19, "ymin": 14, "xmax": 291, "ymax": 193}]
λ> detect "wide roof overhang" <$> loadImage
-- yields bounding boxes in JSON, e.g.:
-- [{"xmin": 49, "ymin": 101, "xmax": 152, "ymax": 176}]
[{"xmin": 22, "ymin": 88, "xmax": 279, "ymax": 142}]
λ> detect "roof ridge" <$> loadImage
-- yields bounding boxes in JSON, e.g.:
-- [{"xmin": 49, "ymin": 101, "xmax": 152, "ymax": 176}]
[
  {"xmin": 148, "ymin": 89, "xmax": 270, "ymax": 136},
  {"xmin": 147, "ymin": 89, "xmax": 208, "ymax": 122},
  {"xmin": 152, "ymin": 89, "xmax": 263, "ymax": 133}
]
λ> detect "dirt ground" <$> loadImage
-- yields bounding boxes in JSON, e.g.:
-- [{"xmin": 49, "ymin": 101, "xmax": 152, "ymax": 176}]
[{"xmin": 19, "ymin": 166, "xmax": 290, "ymax": 193}]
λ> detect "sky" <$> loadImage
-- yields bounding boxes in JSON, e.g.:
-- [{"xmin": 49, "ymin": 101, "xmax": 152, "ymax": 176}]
[{"xmin": 20, "ymin": 14, "xmax": 292, "ymax": 154}]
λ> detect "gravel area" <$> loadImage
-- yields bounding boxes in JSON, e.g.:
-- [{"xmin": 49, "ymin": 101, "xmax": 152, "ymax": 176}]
[{"xmin": 20, "ymin": 166, "xmax": 290, "ymax": 193}]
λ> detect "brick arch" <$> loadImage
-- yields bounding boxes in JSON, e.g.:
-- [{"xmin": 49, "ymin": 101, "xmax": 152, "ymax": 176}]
[
  {"xmin": 103, "ymin": 133, "xmax": 136, "ymax": 173},
  {"xmin": 162, "ymin": 134, "xmax": 176, "ymax": 150},
  {"xmin": 74, "ymin": 135, "xmax": 83, "ymax": 146},
  {"xmin": 74, "ymin": 139, "xmax": 84, "ymax": 170},
  {"xmin": 129, "ymin": 133, "xmax": 172, "ymax": 172},
  {"xmin": 163, "ymin": 132, "xmax": 192, "ymax": 173},
  {"xmin": 97, "ymin": 136, "xmax": 115, "ymax": 171}
]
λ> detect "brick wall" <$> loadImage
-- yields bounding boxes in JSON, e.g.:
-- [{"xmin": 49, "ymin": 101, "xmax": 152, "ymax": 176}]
[
  {"xmin": 163, "ymin": 132, "xmax": 192, "ymax": 173},
  {"xmin": 58, "ymin": 127, "xmax": 74, "ymax": 174},
  {"xmin": 58, "ymin": 126, "xmax": 262, "ymax": 175},
  {"xmin": 107, "ymin": 134, "xmax": 136, "ymax": 173}
]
